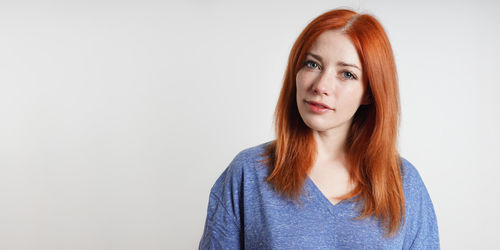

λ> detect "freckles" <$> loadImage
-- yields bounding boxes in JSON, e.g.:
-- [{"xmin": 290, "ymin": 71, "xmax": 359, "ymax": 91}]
[
  {"xmin": 295, "ymin": 73, "xmax": 302, "ymax": 86},
  {"xmin": 296, "ymin": 71, "xmax": 305, "ymax": 83},
  {"xmin": 296, "ymin": 76, "xmax": 308, "ymax": 92}
]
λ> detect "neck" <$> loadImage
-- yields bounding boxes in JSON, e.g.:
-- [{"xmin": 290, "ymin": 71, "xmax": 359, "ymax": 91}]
[{"xmin": 312, "ymin": 122, "xmax": 351, "ymax": 165}]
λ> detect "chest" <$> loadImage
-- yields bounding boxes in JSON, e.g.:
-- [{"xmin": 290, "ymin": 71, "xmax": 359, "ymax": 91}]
[
  {"xmin": 307, "ymin": 164, "xmax": 354, "ymax": 206},
  {"xmin": 242, "ymin": 177, "xmax": 405, "ymax": 249}
]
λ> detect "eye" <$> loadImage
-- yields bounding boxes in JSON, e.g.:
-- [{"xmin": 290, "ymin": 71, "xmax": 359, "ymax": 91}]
[
  {"xmin": 342, "ymin": 71, "xmax": 357, "ymax": 80},
  {"xmin": 304, "ymin": 60, "xmax": 320, "ymax": 70}
]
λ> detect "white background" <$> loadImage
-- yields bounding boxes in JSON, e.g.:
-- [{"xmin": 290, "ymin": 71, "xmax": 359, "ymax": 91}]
[{"xmin": 1, "ymin": 0, "xmax": 499, "ymax": 249}]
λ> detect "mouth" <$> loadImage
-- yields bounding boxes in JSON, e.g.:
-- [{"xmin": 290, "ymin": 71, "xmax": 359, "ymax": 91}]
[
  {"xmin": 306, "ymin": 100, "xmax": 333, "ymax": 110},
  {"xmin": 305, "ymin": 100, "xmax": 333, "ymax": 114}
]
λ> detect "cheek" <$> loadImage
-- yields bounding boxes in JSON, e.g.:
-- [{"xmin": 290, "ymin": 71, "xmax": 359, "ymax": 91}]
[
  {"xmin": 339, "ymin": 87, "xmax": 365, "ymax": 109},
  {"xmin": 295, "ymin": 73, "xmax": 305, "ymax": 96},
  {"xmin": 295, "ymin": 71, "xmax": 311, "ymax": 95}
]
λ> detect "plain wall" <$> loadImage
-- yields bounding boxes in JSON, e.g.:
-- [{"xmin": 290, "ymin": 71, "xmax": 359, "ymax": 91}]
[{"xmin": 1, "ymin": 0, "xmax": 499, "ymax": 249}]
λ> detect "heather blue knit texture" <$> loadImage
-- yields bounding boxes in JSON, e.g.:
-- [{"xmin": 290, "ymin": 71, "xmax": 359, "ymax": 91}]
[{"xmin": 199, "ymin": 141, "xmax": 440, "ymax": 249}]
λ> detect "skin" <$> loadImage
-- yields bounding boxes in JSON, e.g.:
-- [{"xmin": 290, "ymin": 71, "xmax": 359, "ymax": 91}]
[{"xmin": 295, "ymin": 29, "xmax": 370, "ymax": 205}]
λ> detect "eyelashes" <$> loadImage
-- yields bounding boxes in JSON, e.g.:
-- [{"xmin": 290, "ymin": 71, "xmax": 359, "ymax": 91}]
[
  {"xmin": 303, "ymin": 60, "xmax": 358, "ymax": 80},
  {"xmin": 304, "ymin": 60, "xmax": 319, "ymax": 69},
  {"xmin": 342, "ymin": 71, "xmax": 357, "ymax": 80}
]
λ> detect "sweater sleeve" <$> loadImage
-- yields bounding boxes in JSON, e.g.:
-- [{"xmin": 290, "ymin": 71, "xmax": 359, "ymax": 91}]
[
  {"xmin": 199, "ymin": 152, "xmax": 246, "ymax": 249},
  {"xmin": 198, "ymin": 193, "xmax": 242, "ymax": 249},
  {"xmin": 400, "ymin": 158, "xmax": 440, "ymax": 249}
]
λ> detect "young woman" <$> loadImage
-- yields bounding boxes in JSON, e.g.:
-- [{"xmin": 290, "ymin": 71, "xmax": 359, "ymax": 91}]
[{"xmin": 199, "ymin": 8, "xmax": 439, "ymax": 249}]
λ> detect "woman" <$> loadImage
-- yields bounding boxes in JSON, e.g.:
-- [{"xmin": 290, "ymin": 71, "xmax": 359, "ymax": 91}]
[{"xmin": 199, "ymin": 8, "xmax": 439, "ymax": 249}]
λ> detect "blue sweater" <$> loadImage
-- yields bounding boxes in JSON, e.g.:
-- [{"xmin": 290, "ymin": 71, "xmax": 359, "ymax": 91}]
[{"xmin": 199, "ymin": 141, "xmax": 440, "ymax": 249}]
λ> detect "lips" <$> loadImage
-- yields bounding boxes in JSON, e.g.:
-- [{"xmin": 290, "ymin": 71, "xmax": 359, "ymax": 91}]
[{"xmin": 306, "ymin": 100, "xmax": 333, "ymax": 110}]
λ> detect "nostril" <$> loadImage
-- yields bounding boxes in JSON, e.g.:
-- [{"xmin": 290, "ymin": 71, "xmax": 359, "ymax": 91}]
[
  {"xmin": 312, "ymin": 85, "xmax": 328, "ymax": 95},
  {"xmin": 313, "ymin": 88, "xmax": 328, "ymax": 96}
]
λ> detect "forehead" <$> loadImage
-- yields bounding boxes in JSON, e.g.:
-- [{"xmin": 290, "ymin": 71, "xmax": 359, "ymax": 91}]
[{"xmin": 308, "ymin": 29, "xmax": 361, "ymax": 67}]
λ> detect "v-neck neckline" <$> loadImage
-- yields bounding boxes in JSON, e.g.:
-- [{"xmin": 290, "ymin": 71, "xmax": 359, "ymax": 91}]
[{"xmin": 305, "ymin": 175, "xmax": 358, "ymax": 216}]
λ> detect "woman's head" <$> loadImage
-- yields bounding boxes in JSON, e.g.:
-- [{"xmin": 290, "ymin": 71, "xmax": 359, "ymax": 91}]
[
  {"xmin": 264, "ymin": 8, "xmax": 404, "ymax": 236},
  {"xmin": 277, "ymin": 8, "xmax": 399, "ymax": 148}
]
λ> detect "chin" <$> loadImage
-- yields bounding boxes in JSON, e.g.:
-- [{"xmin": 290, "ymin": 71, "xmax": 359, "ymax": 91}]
[{"xmin": 301, "ymin": 118, "xmax": 331, "ymax": 132}]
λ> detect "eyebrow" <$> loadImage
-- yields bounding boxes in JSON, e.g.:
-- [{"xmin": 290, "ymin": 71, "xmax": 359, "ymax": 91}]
[{"xmin": 306, "ymin": 52, "xmax": 361, "ymax": 70}]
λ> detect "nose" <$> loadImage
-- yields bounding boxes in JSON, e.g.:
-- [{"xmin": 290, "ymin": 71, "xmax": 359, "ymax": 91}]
[{"xmin": 312, "ymin": 69, "xmax": 334, "ymax": 96}]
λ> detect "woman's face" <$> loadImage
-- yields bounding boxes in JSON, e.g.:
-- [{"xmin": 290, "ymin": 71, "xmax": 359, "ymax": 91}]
[{"xmin": 296, "ymin": 29, "xmax": 368, "ymax": 133}]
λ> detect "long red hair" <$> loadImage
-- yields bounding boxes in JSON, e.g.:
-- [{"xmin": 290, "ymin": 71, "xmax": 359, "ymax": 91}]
[{"xmin": 260, "ymin": 8, "xmax": 404, "ymax": 236}]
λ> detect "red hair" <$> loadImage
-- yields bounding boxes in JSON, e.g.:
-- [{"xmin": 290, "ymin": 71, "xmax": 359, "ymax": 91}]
[{"xmin": 260, "ymin": 9, "xmax": 404, "ymax": 236}]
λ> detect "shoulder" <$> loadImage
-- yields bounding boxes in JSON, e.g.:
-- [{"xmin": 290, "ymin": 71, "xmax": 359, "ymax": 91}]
[
  {"xmin": 398, "ymin": 156, "xmax": 433, "ymax": 208},
  {"xmin": 399, "ymin": 157, "xmax": 423, "ymax": 188},
  {"xmin": 210, "ymin": 140, "xmax": 273, "ymax": 196},
  {"xmin": 399, "ymin": 156, "xmax": 438, "ymax": 224},
  {"xmin": 231, "ymin": 140, "xmax": 272, "ymax": 167},
  {"xmin": 399, "ymin": 156, "xmax": 429, "ymax": 199},
  {"xmin": 223, "ymin": 140, "xmax": 272, "ymax": 178},
  {"xmin": 398, "ymin": 158, "xmax": 440, "ymax": 248},
  {"xmin": 200, "ymin": 141, "xmax": 273, "ymax": 248}
]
